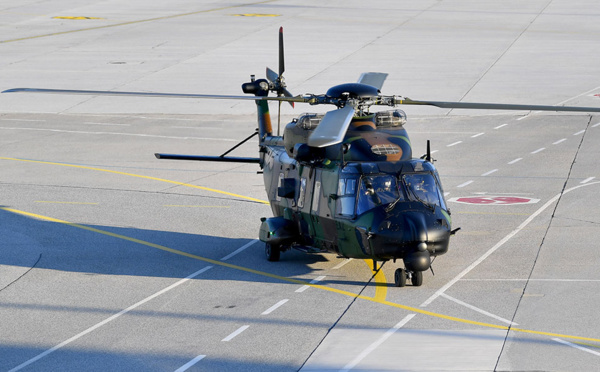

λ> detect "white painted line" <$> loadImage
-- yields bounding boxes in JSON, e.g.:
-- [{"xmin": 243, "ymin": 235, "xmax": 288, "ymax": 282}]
[
  {"xmin": 508, "ymin": 158, "xmax": 522, "ymax": 165},
  {"xmin": 0, "ymin": 127, "xmax": 239, "ymax": 141},
  {"xmin": 553, "ymin": 138, "xmax": 567, "ymax": 145},
  {"xmin": 462, "ymin": 278, "xmax": 600, "ymax": 282},
  {"xmin": 516, "ymin": 116, "xmax": 529, "ymax": 121},
  {"xmin": 471, "ymin": 132, "xmax": 485, "ymax": 138},
  {"xmin": 440, "ymin": 293, "xmax": 518, "ymax": 326},
  {"xmin": 581, "ymin": 177, "xmax": 595, "ymax": 184},
  {"xmin": 553, "ymin": 338, "xmax": 600, "ymax": 357},
  {"xmin": 420, "ymin": 181, "xmax": 600, "ymax": 308},
  {"xmin": 494, "ymin": 124, "xmax": 508, "ymax": 129},
  {"xmin": 431, "ymin": 150, "xmax": 439, "ymax": 154},
  {"xmin": 333, "ymin": 258, "xmax": 353, "ymax": 270},
  {"xmin": 444, "ymin": 192, "xmax": 450, "ymax": 197},
  {"xmin": 531, "ymin": 147, "xmax": 545, "ymax": 154},
  {"xmin": 592, "ymin": 122, "xmax": 600, "ymax": 128},
  {"xmin": 83, "ymin": 122, "xmax": 130, "ymax": 126},
  {"xmin": 222, "ymin": 325, "xmax": 249, "ymax": 342},
  {"xmin": 573, "ymin": 130, "xmax": 585, "ymax": 136},
  {"xmin": 457, "ymin": 180, "xmax": 473, "ymax": 188},
  {"xmin": 220, "ymin": 239, "xmax": 259, "ymax": 261},
  {"xmin": 340, "ymin": 314, "xmax": 416, "ymax": 372},
  {"xmin": 295, "ymin": 276, "xmax": 326, "ymax": 293},
  {"xmin": 261, "ymin": 299, "xmax": 288, "ymax": 315},
  {"xmin": 0, "ymin": 118, "xmax": 45, "ymax": 122},
  {"xmin": 174, "ymin": 355, "xmax": 206, "ymax": 372},
  {"xmin": 447, "ymin": 141, "xmax": 462, "ymax": 147},
  {"xmin": 7, "ymin": 266, "xmax": 214, "ymax": 372},
  {"xmin": 481, "ymin": 169, "xmax": 498, "ymax": 176}
]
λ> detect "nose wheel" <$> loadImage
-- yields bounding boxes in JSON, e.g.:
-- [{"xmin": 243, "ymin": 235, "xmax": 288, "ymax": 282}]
[{"xmin": 394, "ymin": 268, "xmax": 423, "ymax": 287}]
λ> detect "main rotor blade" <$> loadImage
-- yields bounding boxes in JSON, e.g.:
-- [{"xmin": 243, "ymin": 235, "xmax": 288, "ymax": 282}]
[
  {"xmin": 396, "ymin": 97, "xmax": 600, "ymax": 113},
  {"xmin": 279, "ymin": 26, "xmax": 285, "ymax": 77},
  {"xmin": 357, "ymin": 72, "xmax": 388, "ymax": 90},
  {"xmin": 308, "ymin": 105, "xmax": 355, "ymax": 148},
  {"xmin": 3, "ymin": 88, "xmax": 308, "ymax": 103}
]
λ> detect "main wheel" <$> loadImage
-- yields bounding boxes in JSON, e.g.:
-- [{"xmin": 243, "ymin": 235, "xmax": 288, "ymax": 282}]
[
  {"xmin": 411, "ymin": 271, "xmax": 423, "ymax": 286},
  {"xmin": 265, "ymin": 243, "xmax": 280, "ymax": 262},
  {"xmin": 394, "ymin": 268, "xmax": 406, "ymax": 287}
]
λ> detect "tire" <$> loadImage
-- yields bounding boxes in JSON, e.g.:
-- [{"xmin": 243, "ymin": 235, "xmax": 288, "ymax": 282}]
[
  {"xmin": 265, "ymin": 243, "xmax": 280, "ymax": 262},
  {"xmin": 411, "ymin": 271, "xmax": 423, "ymax": 286},
  {"xmin": 394, "ymin": 268, "xmax": 406, "ymax": 287}
]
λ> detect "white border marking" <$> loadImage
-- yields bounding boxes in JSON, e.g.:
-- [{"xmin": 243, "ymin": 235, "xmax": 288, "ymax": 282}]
[
  {"xmin": 573, "ymin": 130, "xmax": 585, "ymax": 136},
  {"xmin": 339, "ymin": 315, "xmax": 416, "ymax": 372},
  {"xmin": 494, "ymin": 124, "xmax": 508, "ymax": 129},
  {"xmin": 222, "ymin": 325, "xmax": 249, "ymax": 342},
  {"xmin": 531, "ymin": 148, "xmax": 545, "ymax": 154},
  {"xmin": 553, "ymin": 138, "xmax": 567, "ymax": 145},
  {"xmin": 553, "ymin": 338, "xmax": 600, "ymax": 357},
  {"xmin": 420, "ymin": 182, "xmax": 600, "ymax": 307},
  {"xmin": 296, "ymin": 276, "xmax": 326, "ymax": 293},
  {"xmin": 508, "ymin": 158, "xmax": 522, "ymax": 164},
  {"xmin": 440, "ymin": 293, "xmax": 518, "ymax": 325},
  {"xmin": 481, "ymin": 169, "xmax": 498, "ymax": 176},
  {"xmin": 261, "ymin": 299, "xmax": 288, "ymax": 315},
  {"xmin": 220, "ymin": 239, "xmax": 259, "ymax": 261},
  {"xmin": 457, "ymin": 180, "xmax": 474, "ymax": 188},
  {"xmin": 174, "ymin": 355, "xmax": 206, "ymax": 372},
  {"xmin": 471, "ymin": 132, "xmax": 485, "ymax": 138},
  {"xmin": 447, "ymin": 141, "xmax": 462, "ymax": 147},
  {"xmin": 7, "ymin": 266, "xmax": 214, "ymax": 372},
  {"xmin": 581, "ymin": 177, "xmax": 595, "ymax": 184}
]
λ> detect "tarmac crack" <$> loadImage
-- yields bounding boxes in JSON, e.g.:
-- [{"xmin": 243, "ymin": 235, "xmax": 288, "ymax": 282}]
[{"xmin": 0, "ymin": 253, "xmax": 41, "ymax": 293}]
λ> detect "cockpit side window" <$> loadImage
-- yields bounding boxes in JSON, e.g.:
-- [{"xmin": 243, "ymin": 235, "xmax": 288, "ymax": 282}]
[
  {"xmin": 403, "ymin": 173, "xmax": 445, "ymax": 209},
  {"xmin": 356, "ymin": 175, "xmax": 399, "ymax": 215},
  {"xmin": 336, "ymin": 177, "xmax": 357, "ymax": 218}
]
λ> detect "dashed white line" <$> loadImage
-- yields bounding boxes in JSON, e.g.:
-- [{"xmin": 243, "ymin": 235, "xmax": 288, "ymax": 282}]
[
  {"xmin": 531, "ymin": 148, "xmax": 545, "ymax": 154},
  {"xmin": 83, "ymin": 122, "xmax": 130, "ymax": 126},
  {"xmin": 553, "ymin": 338, "xmax": 600, "ymax": 357},
  {"xmin": 553, "ymin": 138, "xmax": 567, "ymax": 145},
  {"xmin": 581, "ymin": 177, "xmax": 595, "ymax": 184},
  {"xmin": 261, "ymin": 299, "xmax": 288, "ymax": 315},
  {"xmin": 592, "ymin": 122, "xmax": 600, "ymax": 128},
  {"xmin": 0, "ymin": 118, "xmax": 45, "ymax": 122},
  {"xmin": 431, "ymin": 150, "xmax": 439, "ymax": 154},
  {"xmin": 295, "ymin": 276, "xmax": 326, "ymax": 293},
  {"xmin": 222, "ymin": 325, "xmax": 249, "ymax": 342},
  {"xmin": 174, "ymin": 355, "xmax": 206, "ymax": 372},
  {"xmin": 457, "ymin": 180, "xmax": 474, "ymax": 188},
  {"xmin": 440, "ymin": 293, "xmax": 518, "ymax": 326},
  {"xmin": 340, "ymin": 314, "xmax": 416, "ymax": 372},
  {"xmin": 494, "ymin": 124, "xmax": 508, "ymax": 129},
  {"xmin": 573, "ymin": 130, "xmax": 585, "ymax": 136},
  {"xmin": 7, "ymin": 266, "xmax": 214, "ymax": 372},
  {"xmin": 333, "ymin": 258, "xmax": 353, "ymax": 270},
  {"xmin": 481, "ymin": 169, "xmax": 498, "ymax": 176},
  {"xmin": 220, "ymin": 239, "xmax": 259, "ymax": 261},
  {"xmin": 508, "ymin": 158, "xmax": 522, "ymax": 165},
  {"xmin": 516, "ymin": 116, "xmax": 529, "ymax": 121},
  {"xmin": 471, "ymin": 132, "xmax": 485, "ymax": 138},
  {"xmin": 447, "ymin": 141, "xmax": 462, "ymax": 147}
]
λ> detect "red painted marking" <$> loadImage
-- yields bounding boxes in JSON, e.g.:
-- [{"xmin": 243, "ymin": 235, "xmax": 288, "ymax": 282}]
[{"xmin": 449, "ymin": 196, "xmax": 540, "ymax": 205}]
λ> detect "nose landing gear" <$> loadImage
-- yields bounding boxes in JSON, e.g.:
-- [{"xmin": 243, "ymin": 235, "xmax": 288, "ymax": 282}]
[{"xmin": 394, "ymin": 268, "xmax": 423, "ymax": 287}]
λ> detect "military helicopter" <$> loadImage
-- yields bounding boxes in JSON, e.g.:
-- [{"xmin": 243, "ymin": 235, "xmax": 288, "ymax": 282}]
[{"xmin": 5, "ymin": 27, "xmax": 600, "ymax": 287}]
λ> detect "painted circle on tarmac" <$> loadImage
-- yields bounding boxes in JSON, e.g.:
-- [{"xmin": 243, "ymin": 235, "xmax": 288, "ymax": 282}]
[{"xmin": 448, "ymin": 196, "xmax": 540, "ymax": 205}]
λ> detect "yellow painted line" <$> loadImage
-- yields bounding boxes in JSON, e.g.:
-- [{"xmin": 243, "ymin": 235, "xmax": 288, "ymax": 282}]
[
  {"xmin": 0, "ymin": 0, "xmax": 278, "ymax": 44},
  {"xmin": 232, "ymin": 14, "xmax": 281, "ymax": 17},
  {"xmin": 3, "ymin": 205, "xmax": 600, "ymax": 345},
  {"xmin": 163, "ymin": 205, "xmax": 230, "ymax": 208},
  {"xmin": 35, "ymin": 201, "xmax": 99, "ymax": 205},
  {"xmin": 0, "ymin": 157, "xmax": 269, "ymax": 205},
  {"xmin": 364, "ymin": 259, "xmax": 387, "ymax": 302},
  {"xmin": 53, "ymin": 16, "xmax": 104, "ymax": 20}
]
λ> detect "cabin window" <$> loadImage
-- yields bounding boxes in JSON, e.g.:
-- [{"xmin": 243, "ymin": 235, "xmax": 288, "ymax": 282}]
[
  {"xmin": 403, "ymin": 173, "xmax": 445, "ymax": 209},
  {"xmin": 312, "ymin": 181, "xmax": 321, "ymax": 212},
  {"xmin": 356, "ymin": 175, "xmax": 399, "ymax": 215},
  {"xmin": 336, "ymin": 178, "xmax": 358, "ymax": 217},
  {"xmin": 298, "ymin": 177, "xmax": 307, "ymax": 208}
]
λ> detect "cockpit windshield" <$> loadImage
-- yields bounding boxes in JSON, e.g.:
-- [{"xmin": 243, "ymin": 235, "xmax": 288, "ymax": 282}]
[
  {"xmin": 356, "ymin": 175, "xmax": 400, "ymax": 215},
  {"xmin": 403, "ymin": 173, "xmax": 446, "ymax": 209}
]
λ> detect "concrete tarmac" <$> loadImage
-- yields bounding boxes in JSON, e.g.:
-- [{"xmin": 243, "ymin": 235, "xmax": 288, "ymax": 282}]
[{"xmin": 1, "ymin": 1, "xmax": 600, "ymax": 371}]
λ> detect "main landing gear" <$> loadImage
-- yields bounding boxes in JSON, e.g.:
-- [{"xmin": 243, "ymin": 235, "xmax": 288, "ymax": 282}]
[
  {"xmin": 394, "ymin": 268, "xmax": 423, "ymax": 287},
  {"xmin": 265, "ymin": 243, "xmax": 280, "ymax": 262}
]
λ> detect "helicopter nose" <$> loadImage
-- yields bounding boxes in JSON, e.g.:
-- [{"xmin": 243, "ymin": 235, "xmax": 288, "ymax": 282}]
[{"xmin": 367, "ymin": 210, "xmax": 450, "ymax": 266}]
